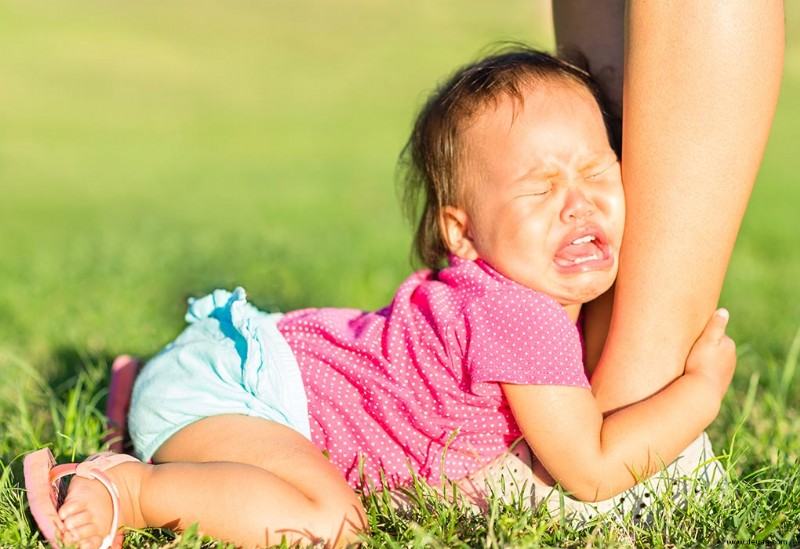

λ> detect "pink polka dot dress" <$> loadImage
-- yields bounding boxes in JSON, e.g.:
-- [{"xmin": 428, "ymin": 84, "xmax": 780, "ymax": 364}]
[{"xmin": 277, "ymin": 256, "xmax": 589, "ymax": 491}]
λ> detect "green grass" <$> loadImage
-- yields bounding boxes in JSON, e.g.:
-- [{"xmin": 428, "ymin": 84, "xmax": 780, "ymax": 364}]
[{"xmin": 1, "ymin": 0, "xmax": 799, "ymax": 547}]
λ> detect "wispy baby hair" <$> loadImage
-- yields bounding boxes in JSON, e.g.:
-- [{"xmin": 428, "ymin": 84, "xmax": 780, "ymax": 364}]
[{"xmin": 400, "ymin": 43, "xmax": 611, "ymax": 270}]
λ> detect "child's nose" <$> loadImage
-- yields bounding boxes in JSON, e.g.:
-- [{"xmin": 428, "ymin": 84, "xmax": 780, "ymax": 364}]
[{"xmin": 560, "ymin": 187, "xmax": 595, "ymax": 223}]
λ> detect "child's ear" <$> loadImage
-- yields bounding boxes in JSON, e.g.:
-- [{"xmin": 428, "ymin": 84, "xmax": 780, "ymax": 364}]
[{"xmin": 440, "ymin": 206, "xmax": 479, "ymax": 260}]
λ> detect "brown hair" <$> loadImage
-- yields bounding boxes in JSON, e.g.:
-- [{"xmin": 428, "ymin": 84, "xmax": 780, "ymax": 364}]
[{"xmin": 399, "ymin": 44, "xmax": 614, "ymax": 270}]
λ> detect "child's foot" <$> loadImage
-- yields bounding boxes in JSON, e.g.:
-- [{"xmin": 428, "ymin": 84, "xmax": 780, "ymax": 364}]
[
  {"xmin": 58, "ymin": 461, "xmax": 145, "ymax": 549},
  {"xmin": 24, "ymin": 450, "xmax": 146, "ymax": 549}
]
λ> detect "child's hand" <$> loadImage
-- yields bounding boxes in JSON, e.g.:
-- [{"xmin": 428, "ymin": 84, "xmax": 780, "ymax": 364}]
[{"xmin": 684, "ymin": 309, "xmax": 736, "ymax": 400}]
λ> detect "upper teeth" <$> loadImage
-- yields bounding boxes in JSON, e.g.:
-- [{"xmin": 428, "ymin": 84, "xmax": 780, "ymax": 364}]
[{"xmin": 572, "ymin": 235, "xmax": 595, "ymax": 245}]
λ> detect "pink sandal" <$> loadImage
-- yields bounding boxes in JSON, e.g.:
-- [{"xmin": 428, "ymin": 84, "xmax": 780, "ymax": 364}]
[
  {"xmin": 24, "ymin": 448, "xmax": 139, "ymax": 549},
  {"xmin": 105, "ymin": 355, "xmax": 141, "ymax": 454}
]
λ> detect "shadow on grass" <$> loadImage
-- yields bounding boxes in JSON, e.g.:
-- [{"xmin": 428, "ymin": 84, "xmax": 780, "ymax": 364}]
[
  {"xmin": 2, "ymin": 345, "xmax": 148, "ymax": 466},
  {"xmin": 0, "ymin": 346, "xmax": 131, "ymax": 547},
  {"xmin": 46, "ymin": 347, "xmax": 118, "ymax": 396}
]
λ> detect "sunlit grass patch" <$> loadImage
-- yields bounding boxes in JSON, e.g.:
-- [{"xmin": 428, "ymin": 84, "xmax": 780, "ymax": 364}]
[{"xmin": 1, "ymin": 1, "xmax": 799, "ymax": 547}]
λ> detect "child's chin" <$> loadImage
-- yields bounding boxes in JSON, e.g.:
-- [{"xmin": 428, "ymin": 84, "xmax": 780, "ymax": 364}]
[{"xmin": 570, "ymin": 276, "xmax": 615, "ymax": 303}]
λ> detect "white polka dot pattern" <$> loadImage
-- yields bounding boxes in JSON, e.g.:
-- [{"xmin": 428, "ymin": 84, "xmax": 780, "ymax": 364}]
[{"xmin": 277, "ymin": 257, "xmax": 589, "ymax": 491}]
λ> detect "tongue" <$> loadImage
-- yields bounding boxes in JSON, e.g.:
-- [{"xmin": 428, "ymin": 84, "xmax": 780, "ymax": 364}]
[{"xmin": 556, "ymin": 241, "xmax": 601, "ymax": 262}]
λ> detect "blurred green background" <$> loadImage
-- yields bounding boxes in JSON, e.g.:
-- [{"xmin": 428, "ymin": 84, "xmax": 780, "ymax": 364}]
[{"xmin": 0, "ymin": 0, "xmax": 798, "ymax": 388}]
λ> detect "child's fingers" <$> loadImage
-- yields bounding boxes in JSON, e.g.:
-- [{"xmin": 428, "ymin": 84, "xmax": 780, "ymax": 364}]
[{"xmin": 702, "ymin": 308, "xmax": 730, "ymax": 344}]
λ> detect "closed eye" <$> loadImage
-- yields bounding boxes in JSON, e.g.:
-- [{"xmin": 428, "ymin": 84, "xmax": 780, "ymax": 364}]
[
  {"xmin": 518, "ymin": 182, "xmax": 553, "ymax": 197},
  {"xmin": 585, "ymin": 160, "xmax": 619, "ymax": 180},
  {"xmin": 531, "ymin": 185, "xmax": 552, "ymax": 196}
]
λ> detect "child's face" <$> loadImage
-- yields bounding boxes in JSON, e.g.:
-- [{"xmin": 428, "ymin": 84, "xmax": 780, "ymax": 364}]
[{"xmin": 442, "ymin": 81, "xmax": 625, "ymax": 320}]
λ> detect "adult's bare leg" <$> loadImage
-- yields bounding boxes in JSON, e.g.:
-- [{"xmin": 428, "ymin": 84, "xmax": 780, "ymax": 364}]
[
  {"xmin": 554, "ymin": 1, "xmax": 785, "ymax": 412},
  {"xmin": 552, "ymin": 0, "xmax": 624, "ymax": 121}
]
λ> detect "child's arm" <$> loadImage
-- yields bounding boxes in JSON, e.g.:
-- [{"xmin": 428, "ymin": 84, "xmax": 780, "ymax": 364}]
[{"xmin": 501, "ymin": 309, "xmax": 735, "ymax": 502}]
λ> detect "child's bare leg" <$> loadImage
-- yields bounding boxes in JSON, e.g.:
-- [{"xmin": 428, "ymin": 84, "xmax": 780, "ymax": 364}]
[
  {"xmin": 152, "ymin": 415, "xmax": 367, "ymax": 546},
  {"xmin": 58, "ymin": 415, "xmax": 366, "ymax": 548}
]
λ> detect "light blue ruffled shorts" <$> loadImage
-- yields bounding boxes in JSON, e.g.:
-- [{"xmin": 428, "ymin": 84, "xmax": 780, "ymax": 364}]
[{"xmin": 128, "ymin": 288, "xmax": 311, "ymax": 462}]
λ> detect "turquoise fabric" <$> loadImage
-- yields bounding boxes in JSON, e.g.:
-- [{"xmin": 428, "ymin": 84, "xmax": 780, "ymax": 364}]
[{"xmin": 128, "ymin": 287, "xmax": 311, "ymax": 462}]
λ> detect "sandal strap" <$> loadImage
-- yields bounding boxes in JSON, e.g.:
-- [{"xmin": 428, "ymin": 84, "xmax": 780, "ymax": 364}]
[
  {"xmin": 48, "ymin": 452, "xmax": 139, "ymax": 549},
  {"xmin": 83, "ymin": 469, "xmax": 122, "ymax": 549},
  {"xmin": 75, "ymin": 452, "xmax": 139, "ymax": 477}
]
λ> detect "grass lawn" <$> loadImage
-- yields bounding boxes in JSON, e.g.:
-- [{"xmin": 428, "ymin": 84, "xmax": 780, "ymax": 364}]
[{"xmin": 1, "ymin": 1, "xmax": 799, "ymax": 546}]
